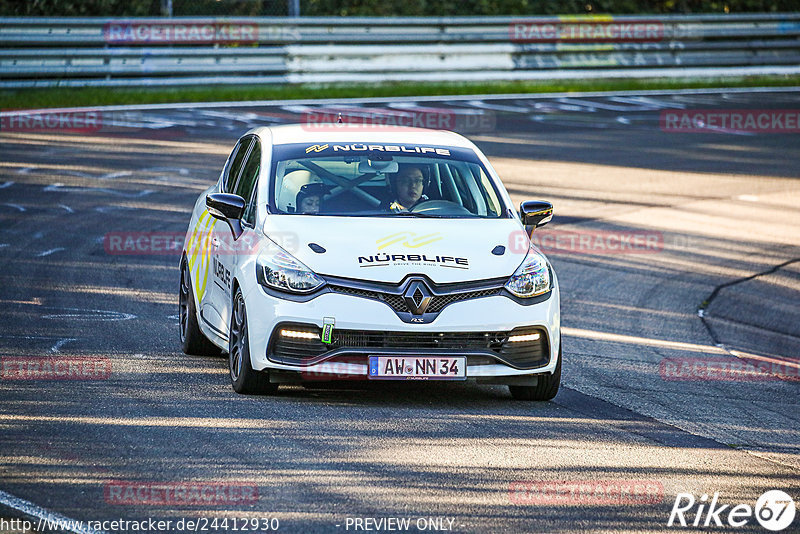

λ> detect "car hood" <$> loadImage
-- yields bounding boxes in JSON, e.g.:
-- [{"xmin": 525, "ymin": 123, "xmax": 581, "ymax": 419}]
[{"xmin": 262, "ymin": 216, "xmax": 528, "ymax": 284}]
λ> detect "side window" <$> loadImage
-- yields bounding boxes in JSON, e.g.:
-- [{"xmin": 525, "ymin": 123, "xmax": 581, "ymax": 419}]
[
  {"xmin": 224, "ymin": 137, "xmax": 252, "ymax": 193},
  {"xmin": 236, "ymin": 140, "xmax": 261, "ymax": 225}
]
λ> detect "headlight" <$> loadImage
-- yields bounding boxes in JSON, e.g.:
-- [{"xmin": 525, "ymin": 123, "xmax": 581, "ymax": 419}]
[
  {"xmin": 505, "ymin": 247, "xmax": 551, "ymax": 298},
  {"xmin": 256, "ymin": 244, "xmax": 325, "ymax": 294}
]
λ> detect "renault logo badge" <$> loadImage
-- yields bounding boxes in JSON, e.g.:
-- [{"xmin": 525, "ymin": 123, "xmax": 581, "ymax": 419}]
[{"xmin": 404, "ymin": 281, "xmax": 433, "ymax": 315}]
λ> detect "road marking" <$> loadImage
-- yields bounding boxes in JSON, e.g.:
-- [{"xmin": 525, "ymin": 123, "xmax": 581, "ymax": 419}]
[
  {"xmin": 99, "ymin": 171, "xmax": 133, "ymax": 180},
  {"xmin": 94, "ymin": 206, "xmax": 133, "ymax": 213},
  {"xmin": 1, "ymin": 87, "xmax": 797, "ymax": 115},
  {"xmin": 463, "ymin": 100, "xmax": 530, "ymax": 113},
  {"xmin": 0, "ymin": 181, "xmax": 14, "ymax": 189},
  {"xmin": 608, "ymin": 95, "xmax": 686, "ymax": 110},
  {"xmin": 0, "ymin": 488, "xmax": 107, "ymax": 534},
  {"xmin": 0, "ymin": 335, "xmax": 65, "ymax": 340},
  {"xmin": 562, "ymin": 326, "xmax": 728, "ymax": 355},
  {"xmin": 41, "ymin": 307, "xmax": 136, "ymax": 321},
  {"xmin": 142, "ymin": 166, "xmax": 190, "ymax": 175},
  {"xmin": 50, "ymin": 338, "xmax": 77, "ymax": 353},
  {"xmin": 43, "ymin": 184, "xmax": 153, "ymax": 198},
  {"xmin": 2, "ymin": 203, "xmax": 25, "ymax": 212},
  {"xmin": 59, "ymin": 204, "xmax": 75, "ymax": 213},
  {"xmin": 738, "ymin": 195, "xmax": 759, "ymax": 202},
  {"xmin": 36, "ymin": 248, "xmax": 64, "ymax": 257},
  {"xmin": 730, "ymin": 349, "xmax": 800, "ymax": 369},
  {"xmin": 0, "ymin": 413, "xmax": 283, "ymax": 429}
]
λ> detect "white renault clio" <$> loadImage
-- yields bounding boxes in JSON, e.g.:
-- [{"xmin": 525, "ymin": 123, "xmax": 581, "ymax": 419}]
[{"xmin": 179, "ymin": 125, "xmax": 561, "ymax": 400}]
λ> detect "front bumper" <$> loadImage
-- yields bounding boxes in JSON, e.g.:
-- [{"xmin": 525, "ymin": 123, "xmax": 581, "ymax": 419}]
[{"xmin": 243, "ymin": 281, "xmax": 560, "ymax": 381}]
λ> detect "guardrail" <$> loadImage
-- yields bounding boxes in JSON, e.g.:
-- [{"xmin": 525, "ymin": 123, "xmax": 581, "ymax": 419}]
[{"xmin": 1, "ymin": 14, "xmax": 799, "ymax": 88}]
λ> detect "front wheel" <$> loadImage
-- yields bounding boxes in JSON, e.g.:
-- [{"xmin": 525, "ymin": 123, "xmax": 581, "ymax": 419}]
[
  {"xmin": 509, "ymin": 339, "xmax": 561, "ymax": 401},
  {"xmin": 229, "ymin": 289, "xmax": 278, "ymax": 395}
]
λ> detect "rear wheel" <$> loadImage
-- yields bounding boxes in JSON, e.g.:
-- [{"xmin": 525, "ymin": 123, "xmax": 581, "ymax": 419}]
[
  {"xmin": 509, "ymin": 340, "xmax": 561, "ymax": 401},
  {"xmin": 229, "ymin": 289, "xmax": 278, "ymax": 395},
  {"xmin": 179, "ymin": 258, "xmax": 219, "ymax": 356}
]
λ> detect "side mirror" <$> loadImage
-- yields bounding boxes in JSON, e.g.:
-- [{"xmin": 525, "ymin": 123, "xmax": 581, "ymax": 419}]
[
  {"xmin": 206, "ymin": 193, "xmax": 245, "ymax": 240},
  {"xmin": 520, "ymin": 200, "xmax": 553, "ymax": 235}
]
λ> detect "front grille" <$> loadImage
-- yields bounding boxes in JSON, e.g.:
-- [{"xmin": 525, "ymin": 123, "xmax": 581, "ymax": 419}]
[
  {"xmin": 328, "ymin": 284, "xmax": 501, "ymax": 314},
  {"xmin": 426, "ymin": 288, "xmax": 501, "ymax": 313},
  {"xmin": 269, "ymin": 324, "xmax": 549, "ymax": 370}
]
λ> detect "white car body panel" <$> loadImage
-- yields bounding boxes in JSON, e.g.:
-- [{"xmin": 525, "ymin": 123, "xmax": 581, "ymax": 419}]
[
  {"xmin": 182, "ymin": 124, "xmax": 561, "ymax": 385},
  {"xmin": 263, "ymin": 216, "xmax": 526, "ymax": 283}
]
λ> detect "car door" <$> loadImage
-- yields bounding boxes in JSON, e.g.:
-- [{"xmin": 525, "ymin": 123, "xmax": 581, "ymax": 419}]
[
  {"xmin": 214, "ymin": 137, "xmax": 262, "ymax": 337},
  {"xmin": 202, "ymin": 136, "xmax": 253, "ymax": 339}
]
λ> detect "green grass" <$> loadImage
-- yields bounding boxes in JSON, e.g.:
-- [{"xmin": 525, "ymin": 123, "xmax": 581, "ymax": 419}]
[{"xmin": 2, "ymin": 75, "xmax": 798, "ymax": 110}]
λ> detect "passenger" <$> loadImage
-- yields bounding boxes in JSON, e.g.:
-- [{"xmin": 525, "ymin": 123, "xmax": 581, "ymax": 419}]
[{"xmin": 385, "ymin": 165, "xmax": 429, "ymax": 212}]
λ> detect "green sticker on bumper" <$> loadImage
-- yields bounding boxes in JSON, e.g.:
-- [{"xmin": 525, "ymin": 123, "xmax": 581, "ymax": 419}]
[{"xmin": 321, "ymin": 317, "xmax": 335, "ymax": 344}]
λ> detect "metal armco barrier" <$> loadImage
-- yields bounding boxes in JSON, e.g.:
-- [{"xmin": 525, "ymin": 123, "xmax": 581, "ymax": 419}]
[{"xmin": 1, "ymin": 14, "xmax": 799, "ymax": 88}]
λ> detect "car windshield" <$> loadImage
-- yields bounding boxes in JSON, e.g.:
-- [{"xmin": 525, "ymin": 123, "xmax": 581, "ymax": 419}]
[{"xmin": 269, "ymin": 142, "xmax": 509, "ymax": 218}]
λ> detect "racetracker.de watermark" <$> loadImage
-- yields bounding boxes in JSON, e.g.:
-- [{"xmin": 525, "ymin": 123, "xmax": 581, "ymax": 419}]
[
  {"xmin": 0, "ymin": 109, "xmax": 188, "ymax": 137},
  {"xmin": 104, "ymin": 231, "xmax": 299, "ymax": 256},
  {"xmin": 659, "ymin": 357, "xmax": 800, "ymax": 382},
  {"xmin": 509, "ymin": 19, "xmax": 665, "ymax": 42},
  {"xmin": 300, "ymin": 109, "xmax": 496, "ymax": 133},
  {"xmin": 104, "ymin": 481, "xmax": 259, "ymax": 506},
  {"xmin": 103, "ymin": 20, "xmax": 262, "ymax": 45},
  {"xmin": 509, "ymin": 479, "xmax": 664, "ymax": 505},
  {"xmin": 0, "ymin": 357, "xmax": 111, "ymax": 380},
  {"xmin": 509, "ymin": 229, "xmax": 664, "ymax": 255},
  {"xmin": 1, "ymin": 110, "xmax": 103, "ymax": 133},
  {"xmin": 300, "ymin": 357, "xmax": 365, "ymax": 381},
  {"xmin": 660, "ymin": 109, "xmax": 800, "ymax": 133}
]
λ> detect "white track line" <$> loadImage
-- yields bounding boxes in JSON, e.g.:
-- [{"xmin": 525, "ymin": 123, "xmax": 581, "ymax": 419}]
[
  {"xmin": 36, "ymin": 248, "xmax": 64, "ymax": 257},
  {"xmin": 50, "ymin": 338, "xmax": 77, "ymax": 353},
  {"xmin": 0, "ymin": 488, "xmax": 107, "ymax": 534},
  {"xmin": 0, "ymin": 86, "xmax": 797, "ymax": 116},
  {"xmin": 2, "ymin": 203, "xmax": 26, "ymax": 212}
]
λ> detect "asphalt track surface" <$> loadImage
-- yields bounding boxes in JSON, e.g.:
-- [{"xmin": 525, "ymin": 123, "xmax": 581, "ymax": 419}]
[{"xmin": 0, "ymin": 88, "xmax": 799, "ymax": 533}]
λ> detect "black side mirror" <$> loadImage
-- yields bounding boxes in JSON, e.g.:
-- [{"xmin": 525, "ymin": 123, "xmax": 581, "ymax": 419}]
[
  {"xmin": 206, "ymin": 193, "xmax": 245, "ymax": 240},
  {"xmin": 520, "ymin": 200, "xmax": 553, "ymax": 235}
]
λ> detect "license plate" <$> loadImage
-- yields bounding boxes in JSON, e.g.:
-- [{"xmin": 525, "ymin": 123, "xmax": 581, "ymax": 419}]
[{"xmin": 368, "ymin": 356, "xmax": 466, "ymax": 380}]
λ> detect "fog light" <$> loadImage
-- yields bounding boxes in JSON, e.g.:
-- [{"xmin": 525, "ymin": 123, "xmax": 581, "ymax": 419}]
[
  {"xmin": 507, "ymin": 332, "xmax": 540, "ymax": 343},
  {"xmin": 280, "ymin": 329, "xmax": 319, "ymax": 340}
]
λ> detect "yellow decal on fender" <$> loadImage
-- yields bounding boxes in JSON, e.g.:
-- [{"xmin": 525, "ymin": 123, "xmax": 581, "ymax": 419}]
[{"xmin": 187, "ymin": 211, "xmax": 215, "ymax": 303}]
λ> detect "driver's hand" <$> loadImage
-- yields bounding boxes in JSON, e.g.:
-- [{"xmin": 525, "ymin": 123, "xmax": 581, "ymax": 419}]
[{"xmin": 388, "ymin": 201, "xmax": 408, "ymax": 212}]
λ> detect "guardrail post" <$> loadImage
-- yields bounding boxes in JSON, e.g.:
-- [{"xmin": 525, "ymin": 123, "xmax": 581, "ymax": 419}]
[
  {"xmin": 161, "ymin": 0, "xmax": 173, "ymax": 17},
  {"xmin": 288, "ymin": 0, "xmax": 300, "ymax": 17}
]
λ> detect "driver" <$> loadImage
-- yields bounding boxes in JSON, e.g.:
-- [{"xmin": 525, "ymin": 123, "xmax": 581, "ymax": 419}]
[
  {"xmin": 386, "ymin": 165, "xmax": 429, "ymax": 212},
  {"xmin": 295, "ymin": 183, "xmax": 328, "ymax": 214}
]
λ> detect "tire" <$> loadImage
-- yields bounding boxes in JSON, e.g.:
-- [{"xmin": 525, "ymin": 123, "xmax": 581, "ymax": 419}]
[
  {"xmin": 179, "ymin": 257, "xmax": 220, "ymax": 356},
  {"xmin": 229, "ymin": 289, "xmax": 278, "ymax": 395},
  {"xmin": 509, "ymin": 340, "xmax": 561, "ymax": 401}
]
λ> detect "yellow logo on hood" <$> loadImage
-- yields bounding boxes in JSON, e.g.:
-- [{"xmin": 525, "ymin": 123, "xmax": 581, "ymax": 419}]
[{"xmin": 376, "ymin": 232, "xmax": 444, "ymax": 250}]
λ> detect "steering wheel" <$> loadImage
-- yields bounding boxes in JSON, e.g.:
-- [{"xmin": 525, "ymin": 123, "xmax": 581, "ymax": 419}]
[{"xmin": 411, "ymin": 200, "xmax": 473, "ymax": 216}]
